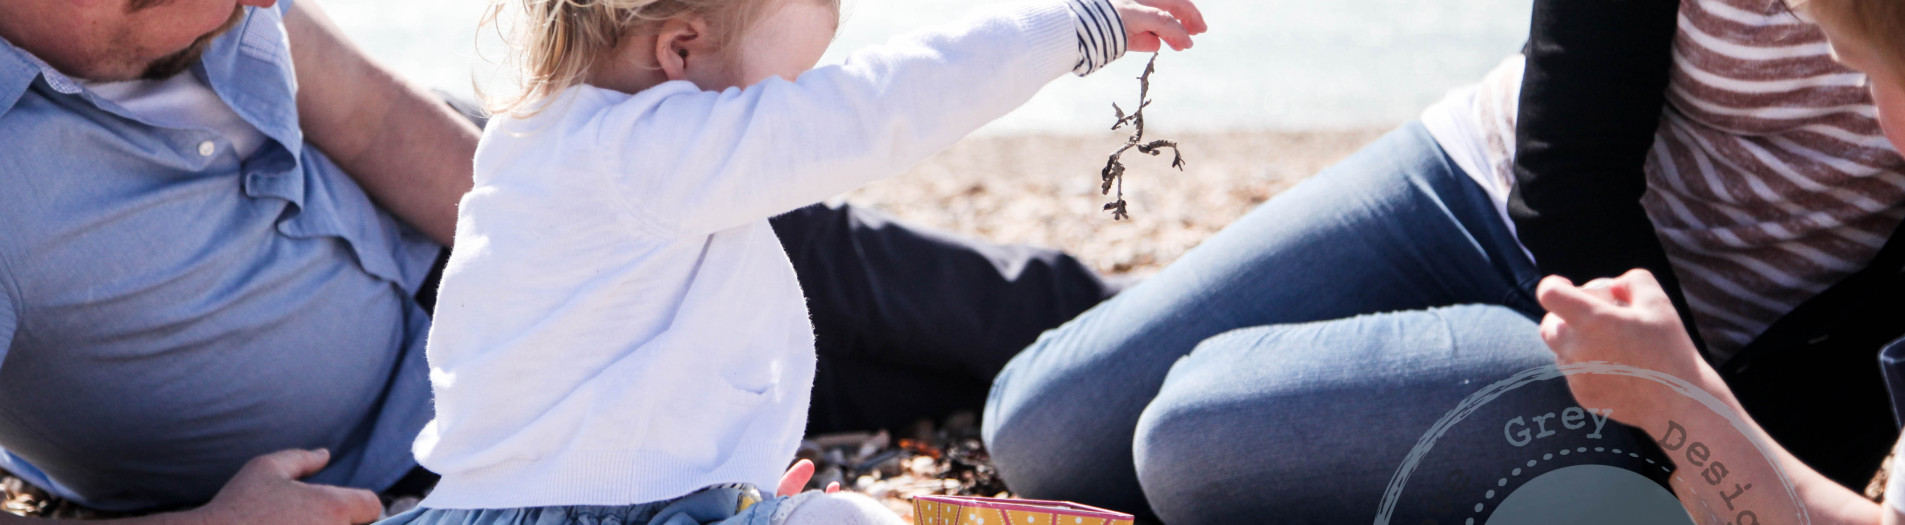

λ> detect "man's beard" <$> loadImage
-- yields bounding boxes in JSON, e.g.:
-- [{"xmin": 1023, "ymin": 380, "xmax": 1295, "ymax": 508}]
[{"xmin": 137, "ymin": 6, "xmax": 246, "ymax": 81}]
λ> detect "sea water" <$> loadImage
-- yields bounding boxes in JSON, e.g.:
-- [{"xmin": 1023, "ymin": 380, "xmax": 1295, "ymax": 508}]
[{"xmin": 321, "ymin": 0, "xmax": 1532, "ymax": 134}]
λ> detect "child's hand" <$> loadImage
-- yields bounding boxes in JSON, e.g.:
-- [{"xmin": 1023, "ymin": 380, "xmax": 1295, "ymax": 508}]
[
  {"xmin": 1536, "ymin": 269, "xmax": 1720, "ymax": 428},
  {"xmin": 1113, "ymin": 0, "xmax": 1208, "ymax": 52},
  {"xmin": 777, "ymin": 459, "xmax": 841, "ymax": 497}
]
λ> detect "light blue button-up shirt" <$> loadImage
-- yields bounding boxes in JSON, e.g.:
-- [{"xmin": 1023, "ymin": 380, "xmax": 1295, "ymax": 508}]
[{"xmin": 0, "ymin": 2, "xmax": 439, "ymax": 511}]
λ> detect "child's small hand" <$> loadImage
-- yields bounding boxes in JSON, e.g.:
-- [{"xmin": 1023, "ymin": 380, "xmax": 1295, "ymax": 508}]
[
  {"xmin": 1536, "ymin": 269, "xmax": 1718, "ymax": 428},
  {"xmin": 1113, "ymin": 0, "xmax": 1208, "ymax": 52},
  {"xmin": 777, "ymin": 459, "xmax": 841, "ymax": 497}
]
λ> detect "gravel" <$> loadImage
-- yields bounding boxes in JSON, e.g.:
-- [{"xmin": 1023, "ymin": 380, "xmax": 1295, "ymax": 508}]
[{"xmin": 843, "ymin": 128, "xmax": 1389, "ymax": 275}]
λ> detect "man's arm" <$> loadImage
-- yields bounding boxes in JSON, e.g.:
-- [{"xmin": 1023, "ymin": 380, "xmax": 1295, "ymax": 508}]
[
  {"xmin": 0, "ymin": 450, "xmax": 380, "ymax": 525},
  {"xmin": 285, "ymin": 0, "xmax": 476, "ymax": 247}
]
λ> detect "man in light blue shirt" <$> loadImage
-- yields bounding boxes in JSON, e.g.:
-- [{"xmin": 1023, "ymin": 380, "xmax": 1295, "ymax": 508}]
[
  {"xmin": 0, "ymin": 0, "xmax": 472, "ymax": 521},
  {"xmin": 0, "ymin": 0, "xmax": 1116, "ymax": 522}
]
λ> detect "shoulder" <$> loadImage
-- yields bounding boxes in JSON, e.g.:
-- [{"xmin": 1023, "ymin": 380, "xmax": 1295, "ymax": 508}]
[{"xmin": 478, "ymin": 82, "xmax": 708, "ymax": 159}]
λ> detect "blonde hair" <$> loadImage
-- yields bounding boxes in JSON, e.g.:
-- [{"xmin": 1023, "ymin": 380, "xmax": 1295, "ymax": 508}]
[
  {"xmin": 480, "ymin": 0, "xmax": 771, "ymax": 117},
  {"xmin": 1790, "ymin": 0, "xmax": 1905, "ymax": 85}
]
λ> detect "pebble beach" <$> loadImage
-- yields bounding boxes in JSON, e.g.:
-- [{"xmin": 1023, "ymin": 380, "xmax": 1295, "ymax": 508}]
[{"xmin": 846, "ymin": 128, "xmax": 1390, "ymax": 275}]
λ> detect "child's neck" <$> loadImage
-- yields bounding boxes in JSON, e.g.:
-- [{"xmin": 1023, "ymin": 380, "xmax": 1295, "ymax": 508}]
[{"xmin": 586, "ymin": 39, "xmax": 671, "ymax": 95}]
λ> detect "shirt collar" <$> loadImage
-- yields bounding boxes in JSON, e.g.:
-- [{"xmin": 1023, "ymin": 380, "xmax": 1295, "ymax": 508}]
[
  {"xmin": 0, "ymin": 36, "xmax": 71, "ymax": 116},
  {"xmin": 0, "ymin": 9, "xmax": 292, "ymax": 139}
]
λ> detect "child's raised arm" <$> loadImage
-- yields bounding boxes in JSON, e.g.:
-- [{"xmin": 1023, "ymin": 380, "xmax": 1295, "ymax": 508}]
[{"xmin": 575, "ymin": 0, "xmax": 1203, "ymax": 237}]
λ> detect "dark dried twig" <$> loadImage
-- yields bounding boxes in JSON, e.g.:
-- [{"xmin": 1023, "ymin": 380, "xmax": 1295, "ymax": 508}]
[{"xmin": 1099, "ymin": 54, "xmax": 1186, "ymax": 220}]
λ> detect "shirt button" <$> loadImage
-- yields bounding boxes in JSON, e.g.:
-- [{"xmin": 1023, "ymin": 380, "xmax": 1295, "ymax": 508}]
[{"xmin": 197, "ymin": 141, "xmax": 216, "ymax": 157}]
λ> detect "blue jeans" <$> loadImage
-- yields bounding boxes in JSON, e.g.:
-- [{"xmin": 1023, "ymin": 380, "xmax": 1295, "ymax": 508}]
[
  {"xmin": 982, "ymin": 124, "xmax": 1681, "ymax": 523},
  {"xmin": 378, "ymin": 485, "xmax": 781, "ymax": 525}
]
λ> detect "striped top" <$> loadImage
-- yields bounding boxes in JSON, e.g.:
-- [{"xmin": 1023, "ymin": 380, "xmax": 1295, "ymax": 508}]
[{"xmin": 1463, "ymin": 0, "xmax": 1905, "ymax": 359}]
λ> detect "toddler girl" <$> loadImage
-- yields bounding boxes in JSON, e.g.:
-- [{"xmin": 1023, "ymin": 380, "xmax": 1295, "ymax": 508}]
[{"xmin": 380, "ymin": 0, "xmax": 1204, "ymax": 522}]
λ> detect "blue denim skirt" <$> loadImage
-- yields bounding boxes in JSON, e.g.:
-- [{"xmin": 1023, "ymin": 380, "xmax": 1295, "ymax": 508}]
[{"xmin": 378, "ymin": 485, "xmax": 787, "ymax": 525}]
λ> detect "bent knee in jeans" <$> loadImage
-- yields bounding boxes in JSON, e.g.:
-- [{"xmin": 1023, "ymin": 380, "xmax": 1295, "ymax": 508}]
[{"xmin": 1132, "ymin": 305, "xmax": 1677, "ymax": 523}]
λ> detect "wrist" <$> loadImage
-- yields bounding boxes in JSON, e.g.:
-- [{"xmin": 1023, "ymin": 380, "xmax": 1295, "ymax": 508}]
[
  {"xmin": 1063, "ymin": 0, "xmax": 1126, "ymax": 75},
  {"xmin": 1621, "ymin": 368, "xmax": 1751, "ymax": 450},
  {"xmin": 1692, "ymin": 363, "xmax": 1741, "ymax": 407},
  {"xmin": 1630, "ymin": 358, "xmax": 1738, "ymax": 433}
]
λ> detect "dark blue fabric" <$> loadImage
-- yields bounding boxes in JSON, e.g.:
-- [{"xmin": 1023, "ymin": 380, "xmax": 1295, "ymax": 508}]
[{"xmin": 772, "ymin": 202, "xmax": 1114, "ymax": 435}]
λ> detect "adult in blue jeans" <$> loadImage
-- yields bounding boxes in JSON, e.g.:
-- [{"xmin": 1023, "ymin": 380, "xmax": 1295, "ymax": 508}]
[
  {"xmin": 987, "ymin": 123, "xmax": 1684, "ymax": 523},
  {"xmin": 985, "ymin": 0, "xmax": 1905, "ymax": 521}
]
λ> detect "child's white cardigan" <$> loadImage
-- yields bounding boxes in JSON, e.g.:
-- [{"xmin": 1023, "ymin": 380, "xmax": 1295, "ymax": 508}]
[{"xmin": 413, "ymin": 0, "xmax": 1126, "ymax": 510}]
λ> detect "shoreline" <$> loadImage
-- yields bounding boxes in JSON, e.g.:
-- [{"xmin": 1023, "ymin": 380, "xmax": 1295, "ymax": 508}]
[{"xmin": 844, "ymin": 126, "xmax": 1394, "ymax": 275}]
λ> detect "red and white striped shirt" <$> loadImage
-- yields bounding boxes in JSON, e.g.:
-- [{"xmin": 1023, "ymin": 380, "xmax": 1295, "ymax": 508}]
[{"xmin": 1431, "ymin": 0, "xmax": 1905, "ymax": 358}]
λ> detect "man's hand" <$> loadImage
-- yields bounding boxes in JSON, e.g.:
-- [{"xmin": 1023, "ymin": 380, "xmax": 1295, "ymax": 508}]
[
  {"xmin": 1536, "ymin": 269, "xmax": 1721, "ymax": 428},
  {"xmin": 188, "ymin": 449, "xmax": 382, "ymax": 525},
  {"xmin": 0, "ymin": 449, "xmax": 382, "ymax": 525},
  {"xmin": 1113, "ymin": 0, "xmax": 1208, "ymax": 52}
]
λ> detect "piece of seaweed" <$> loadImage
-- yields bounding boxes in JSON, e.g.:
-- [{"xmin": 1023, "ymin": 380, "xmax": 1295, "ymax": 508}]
[{"xmin": 1099, "ymin": 54, "xmax": 1185, "ymax": 220}]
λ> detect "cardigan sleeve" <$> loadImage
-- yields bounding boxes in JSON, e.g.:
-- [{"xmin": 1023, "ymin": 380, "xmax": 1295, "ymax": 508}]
[
  {"xmin": 1508, "ymin": 0, "xmax": 1709, "ymax": 349},
  {"xmin": 589, "ymin": 1, "xmax": 1083, "ymax": 237}
]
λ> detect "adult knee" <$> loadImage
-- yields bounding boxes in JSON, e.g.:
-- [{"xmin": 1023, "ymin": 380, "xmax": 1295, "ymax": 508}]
[
  {"xmin": 1132, "ymin": 306, "xmax": 1552, "ymax": 523},
  {"xmin": 982, "ymin": 343, "xmax": 1114, "ymax": 501},
  {"xmin": 1132, "ymin": 323, "xmax": 1372, "ymax": 523},
  {"xmin": 982, "ymin": 334, "xmax": 1154, "ymax": 515}
]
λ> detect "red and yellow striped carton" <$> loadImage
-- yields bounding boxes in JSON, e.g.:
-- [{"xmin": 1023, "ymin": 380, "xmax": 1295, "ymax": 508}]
[{"xmin": 910, "ymin": 495, "xmax": 1134, "ymax": 525}]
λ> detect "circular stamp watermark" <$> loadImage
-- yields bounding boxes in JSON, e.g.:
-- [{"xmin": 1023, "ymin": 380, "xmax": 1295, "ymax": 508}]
[{"xmin": 1375, "ymin": 362, "xmax": 1807, "ymax": 525}]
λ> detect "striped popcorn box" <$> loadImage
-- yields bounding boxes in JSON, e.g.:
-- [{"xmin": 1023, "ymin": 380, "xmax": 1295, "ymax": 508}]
[{"xmin": 911, "ymin": 495, "xmax": 1134, "ymax": 525}]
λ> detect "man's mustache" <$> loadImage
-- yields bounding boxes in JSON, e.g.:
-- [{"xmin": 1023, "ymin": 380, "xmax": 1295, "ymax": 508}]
[{"xmin": 139, "ymin": 6, "xmax": 247, "ymax": 81}]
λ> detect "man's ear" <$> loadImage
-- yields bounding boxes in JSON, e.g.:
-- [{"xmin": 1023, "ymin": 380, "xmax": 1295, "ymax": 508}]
[{"xmin": 653, "ymin": 14, "xmax": 712, "ymax": 82}]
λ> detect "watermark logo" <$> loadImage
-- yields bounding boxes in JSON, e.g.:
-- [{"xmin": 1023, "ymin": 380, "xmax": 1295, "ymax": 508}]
[{"xmin": 1375, "ymin": 362, "xmax": 1806, "ymax": 525}]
